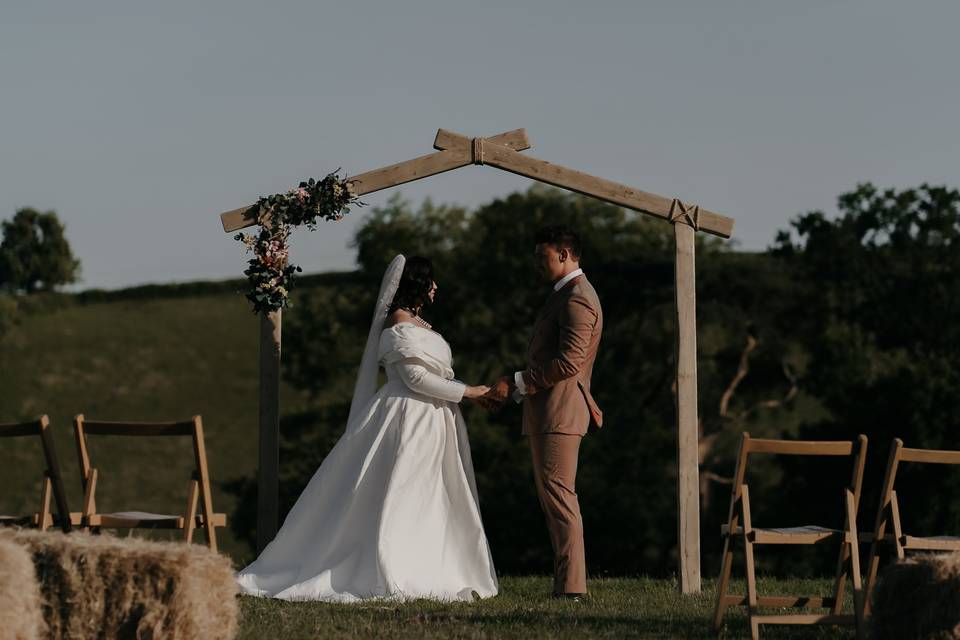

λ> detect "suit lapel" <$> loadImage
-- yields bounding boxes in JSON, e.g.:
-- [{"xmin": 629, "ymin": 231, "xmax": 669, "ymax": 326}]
[
  {"xmin": 534, "ymin": 290, "xmax": 559, "ymax": 326},
  {"xmin": 534, "ymin": 276, "xmax": 583, "ymax": 325},
  {"xmin": 530, "ymin": 275, "xmax": 586, "ymax": 347}
]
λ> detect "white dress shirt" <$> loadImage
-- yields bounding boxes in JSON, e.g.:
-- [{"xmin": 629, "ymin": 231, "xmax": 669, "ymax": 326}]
[
  {"xmin": 551, "ymin": 268, "xmax": 583, "ymax": 293},
  {"xmin": 514, "ymin": 268, "xmax": 584, "ymax": 399}
]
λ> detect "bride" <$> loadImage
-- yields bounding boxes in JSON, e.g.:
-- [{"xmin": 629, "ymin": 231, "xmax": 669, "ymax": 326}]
[{"xmin": 236, "ymin": 254, "xmax": 499, "ymax": 601}]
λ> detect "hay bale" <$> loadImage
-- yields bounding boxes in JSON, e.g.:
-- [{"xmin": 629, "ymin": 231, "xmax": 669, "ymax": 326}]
[
  {"xmin": 0, "ymin": 537, "xmax": 45, "ymax": 640},
  {"xmin": 0, "ymin": 529, "xmax": 238, "ymax": 640},
  {"xmin": 870, "ymin": 553, "xmax": 960, "ymax": 640}
]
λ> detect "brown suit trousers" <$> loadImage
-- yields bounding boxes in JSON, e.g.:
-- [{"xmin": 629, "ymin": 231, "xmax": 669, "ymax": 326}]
[
  {"xmin": 522, "ymin": 275, "xmax": 603, "ymax": 595},
  {"xmin": 530, "ymin": 433, "xmax": 585, "ymax": 594}
]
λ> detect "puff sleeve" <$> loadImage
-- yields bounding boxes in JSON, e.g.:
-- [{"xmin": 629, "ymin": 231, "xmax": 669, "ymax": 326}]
[
  {"xmin": 379, "ymin": 324, "xmax": 466, "ymax": 403},
  {"xmin": 393, "ymin": 360, "xmax": 466, "ymax": 402}
]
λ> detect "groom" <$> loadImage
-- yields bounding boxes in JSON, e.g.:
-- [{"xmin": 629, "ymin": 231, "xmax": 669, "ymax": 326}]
[{"xmin": 486, "ymin": 225, "xmax": 603, "ymax": 599}]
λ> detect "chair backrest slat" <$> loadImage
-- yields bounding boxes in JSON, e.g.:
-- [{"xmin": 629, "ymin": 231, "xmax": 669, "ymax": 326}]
[
  {"xmin": 0, "ymin": 422, "xmax": 42, "ymax": 438},
  {"xmin": 745, "ymin": 438, "xmax": 854, "ymax": 457},
  {"xmin": 79, "ymin": 421, "xmax": 194, "ymax": 437},
  {"xmin": 899, "ymin": 447, "xmax": 960, "ymax": 465}
]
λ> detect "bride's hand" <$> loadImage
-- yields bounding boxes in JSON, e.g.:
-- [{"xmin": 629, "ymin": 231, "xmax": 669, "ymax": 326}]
[{"xmin": 463, "ymin": 385, "xmax": 491, "ymax": 400}]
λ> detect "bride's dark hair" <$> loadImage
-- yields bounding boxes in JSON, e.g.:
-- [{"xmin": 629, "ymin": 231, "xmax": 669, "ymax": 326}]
[{"xmin": 387, "ymin": 256, "xmax": 434, "ymax": 315}]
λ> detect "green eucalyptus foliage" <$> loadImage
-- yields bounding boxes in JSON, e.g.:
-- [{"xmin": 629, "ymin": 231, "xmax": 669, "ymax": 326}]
[{"xmin": 234, "ymin": 173, "xmax": 361, "ymax": 314}]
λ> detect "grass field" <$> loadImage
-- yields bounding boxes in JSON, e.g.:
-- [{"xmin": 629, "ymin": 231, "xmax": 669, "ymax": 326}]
[{"xmin": 237, "ymin": 577, "xmax": 861, "ymax": 639}]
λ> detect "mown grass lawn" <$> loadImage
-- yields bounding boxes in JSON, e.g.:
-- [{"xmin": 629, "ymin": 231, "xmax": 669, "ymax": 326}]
[{"xmin": 237, "ymin": 576, "xmax": 860, "ymax": 639}]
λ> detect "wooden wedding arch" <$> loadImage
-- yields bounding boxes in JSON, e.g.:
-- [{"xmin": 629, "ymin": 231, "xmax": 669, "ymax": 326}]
[{"xmin": 217, "ymin": 128, "xmax": 735, "ymax": 594}]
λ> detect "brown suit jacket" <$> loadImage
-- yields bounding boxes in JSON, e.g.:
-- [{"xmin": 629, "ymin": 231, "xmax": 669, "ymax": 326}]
[{"xmin": 521, "ymin": 274, "xmax": 603, "ymax": 436}]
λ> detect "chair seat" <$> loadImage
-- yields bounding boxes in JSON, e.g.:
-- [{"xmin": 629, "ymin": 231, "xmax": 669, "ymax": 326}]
[
  {"xmin": 861, "ymin": 532, "xmax": 960, "ymax": 551},
  {"xmin": 77, "ymin": 511, "xmax": 227, "ymax": 528},
  {"xmin": 722, "ymin": 524, "xmax": 847, "ymax": 544},
  {"xmin": 753, "ymin": 613, "xmax": 857, "ymax": 626},
  {"xmin": 902, "ymin": 535, "xmax": 960, "ymax": 551},
  {"xmin": 108, "ymin": 511, "xmax": 183, "ymax": 520},
  {"xmin": 91, "ymin": 511, "xmax": 184, "ymax": 528}
]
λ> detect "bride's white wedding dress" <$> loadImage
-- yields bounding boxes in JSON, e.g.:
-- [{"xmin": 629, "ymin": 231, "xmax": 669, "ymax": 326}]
[{"xmin": 236, "ymin": 322, "xmax": 498, "ymax": 602}]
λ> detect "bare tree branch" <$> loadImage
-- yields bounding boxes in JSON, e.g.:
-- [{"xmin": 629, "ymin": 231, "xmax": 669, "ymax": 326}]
[
  {"xmin": 702, "ymin": 470, "xmax": 733, "ymax": 485},
  {"xmin": 699, "ymin": 330, "xmax": 799, "ymax": 508},
  {"xmin": 719, "ymin": 334, "xmax": 758, "ymax": 418}
]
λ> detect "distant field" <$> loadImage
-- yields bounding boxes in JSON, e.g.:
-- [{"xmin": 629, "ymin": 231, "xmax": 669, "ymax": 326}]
[
  {"xmin": 238, "ymin": 576, "xmax": 859, "ymax": 639},
  {"xmin": 0, "ymin": 282, "xmax": 340, "ymax": 563}
]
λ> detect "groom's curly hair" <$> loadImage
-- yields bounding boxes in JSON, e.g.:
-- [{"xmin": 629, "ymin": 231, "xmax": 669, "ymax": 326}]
[
  {"xmin": 535, "ymin": 225, "xmax": 582, "ymax": 260},
  {"xmin": 388, "ymin": 256, "xmax": 434, "ymax": 314}
]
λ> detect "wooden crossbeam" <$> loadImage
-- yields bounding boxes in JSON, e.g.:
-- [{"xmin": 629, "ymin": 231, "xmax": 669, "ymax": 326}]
[
  {"xmin": 432, "ymin": 128, "xmax": 530, "ymax": 153},
  {"xmin": 220, "ymin": 129, "xmax": 531, "ymax": 233},
  {"xmin": 479, "ymin": 142, "xmax": 733, "ymax": 238},
  {"xmin": 347, "ymin": 128, "xmax": 530, "ymax": 198},
  {"xmin": 220, "ymin": 128, "xmax": 734, "ymax": 238}
]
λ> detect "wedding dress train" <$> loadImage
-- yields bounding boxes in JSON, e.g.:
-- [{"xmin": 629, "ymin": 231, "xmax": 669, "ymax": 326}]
[{"xmin": 236, "ymin": 323, "xmax": 498, "ymax": 601}]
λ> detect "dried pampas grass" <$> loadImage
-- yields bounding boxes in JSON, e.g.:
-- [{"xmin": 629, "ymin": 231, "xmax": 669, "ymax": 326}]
[
  {"xmin": 0, "ymin": 528, "xmax": 238, "ymax": 640},
  {"xmin": 0, "ymin": 537, "xmax": 44, "ymax": 640},
  {"xmin": 870, "ymin": 552, "xmax": 960, "ymax": 640}
]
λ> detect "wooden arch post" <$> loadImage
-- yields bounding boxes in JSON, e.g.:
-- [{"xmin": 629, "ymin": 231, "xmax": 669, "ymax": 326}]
[
  {"xmin": 218, "ymin": 128, "xmax": 734, "ymax": 590},
  {"xmin": 672, "ymin": 202, "xmax": 702, "ymax": 593},
  {"xmin": 257, "ymin": 308, "xmax": 281, "ymax": 553}
]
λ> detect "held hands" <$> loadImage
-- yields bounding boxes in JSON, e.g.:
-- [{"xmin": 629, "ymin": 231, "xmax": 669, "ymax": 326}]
[
  {"xmin": 463, "ymin": 385, "xmax": 491, "ymax": 400},
  {"xmin": 485, "ymin": 376, "xmax": 513, "ymax": 404},
  {"xmin": 463, "ymin": 384, "xmax": 499, "ymax": 411},
  {"xmin": 465, "ymin": 374, "xmax": 532, "ymax": 412},
  {"xmin": 469, "ymin": 375, "xmax": 514, "ymax": 412}
]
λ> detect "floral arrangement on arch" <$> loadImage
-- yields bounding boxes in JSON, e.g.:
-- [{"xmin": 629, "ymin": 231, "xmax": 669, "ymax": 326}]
[{"xmin": 234, "ymin": 172, "xmax": 361, "ymax": 314}]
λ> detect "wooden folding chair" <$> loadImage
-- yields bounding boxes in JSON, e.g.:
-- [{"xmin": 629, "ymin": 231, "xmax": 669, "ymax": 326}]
[
  {"xmin": 73, "ymin": 414, "xmax": 226, "ymax": 551},
  {"xmin": 712, "ymin": 433, "xmax": 868, "ymax": 640},
  {"xmin": 862, "ymin": 438, "xmax": 960, "ymax": 617},
  {"xmin": 0, "ymin": 415, "xmax": 72, "ymax": 532}
]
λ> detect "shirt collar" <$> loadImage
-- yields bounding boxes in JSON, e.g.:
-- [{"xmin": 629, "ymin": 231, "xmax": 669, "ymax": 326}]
[{"xmin": 553, "ymin": 268, "xmax": 584, "ymax": 292}]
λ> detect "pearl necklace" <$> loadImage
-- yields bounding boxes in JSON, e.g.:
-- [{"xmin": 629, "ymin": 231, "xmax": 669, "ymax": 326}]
[{"xmin": 398, "ymin": 306, "xmax": 432, "ymax": 330}]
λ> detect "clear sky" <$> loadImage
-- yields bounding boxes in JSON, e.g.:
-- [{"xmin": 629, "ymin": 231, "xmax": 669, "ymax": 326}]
[{"xmin": 2, "ymin": 1, "xmax": 957, "ymax": 290}]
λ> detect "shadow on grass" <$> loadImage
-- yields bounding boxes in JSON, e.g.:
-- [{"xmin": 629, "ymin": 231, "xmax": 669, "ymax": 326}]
[
  {"xmin": 388, "ymin": 611, "xmax": 851, "ymax": 638},
  {"xmin": 238, "ymin": 575, "xmax": 862, "ymax": 640},
  {"xmin": 241, "ymin": 600, "xmax": 856, "ymax": 639}
]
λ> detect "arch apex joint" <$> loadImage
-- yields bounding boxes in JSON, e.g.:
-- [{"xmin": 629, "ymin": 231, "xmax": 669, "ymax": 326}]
[{"xmin": 471, "ymin": 137, "xmax": 485, "ymax": 165}]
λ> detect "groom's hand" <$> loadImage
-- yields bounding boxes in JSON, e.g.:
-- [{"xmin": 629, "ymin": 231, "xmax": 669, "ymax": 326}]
[{"xmin": 484, "ymin": 376, "xmax": 514, "ymax": 405}]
